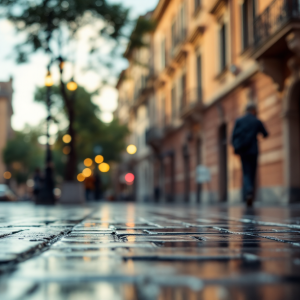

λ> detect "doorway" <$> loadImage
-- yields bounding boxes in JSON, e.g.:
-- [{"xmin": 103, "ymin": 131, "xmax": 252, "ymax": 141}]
[
  {"xmin": 285, "ymin": 80, "xmax": 300, "ymax": 202},
  {"xmin": 219, "ymin": 123, "xmax": 228, "ymax": 202},
  {"xmin": 196, "ymin": 138, "xmax": 202, "ymax": 203},
  {"xmin": 183, "ymin": 144, "xmax": 190, "ymax": 202}
]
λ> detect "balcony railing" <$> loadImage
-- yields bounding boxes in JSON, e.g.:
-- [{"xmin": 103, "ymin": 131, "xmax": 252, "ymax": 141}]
[
  {"xmin": 254, "ymin": 0, "xmax": 300, "ymax": 46},
  {"xmin": 145, "ymin": 127, "xmax": 164, "ymax": 146},
  {"xmin": 181, "ymin": 87, "xmax": 203, "ymax": 111},
  {"xmin": 170, "ymin": 28, "xmax": 187, "ymax": 58}
]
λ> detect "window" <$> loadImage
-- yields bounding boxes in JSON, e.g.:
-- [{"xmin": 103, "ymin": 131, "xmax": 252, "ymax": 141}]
[
  {"xmin": 219, "ymin": 23, "xmax": 227, "ymax": 71},
  {"xmin": 161, "ymin": 95, "xmax": 166, "ymax": 127},
  {"xmin": 241, "ymin": 0, "xmax": 256, "ymax": 50},
  {"xmin": 179, "ymin": 4, "xmax": 186, "ymax": 40},
  {"xmin": 171, "ymin": 21, "xmax": 176, "ymax": 51},
  {"xmin": 194, "ymin": 0, "xmax": 201, "ymax": 11},
  {"xmin": 180, "ymin": 74, "xmax": 187, "ymax": 109},
  {"xmin": 171, "ymin": 86, "xmax": 176, "ymax": 120},
  {"xmin": 196, "ymin": 54, "xmax": 202, "ymax": 101},
  {"xmin": 242, "ymin": 0, "xmax": 249, "ymax": 49},
  {"xmin": 161, "ymin": 38, "xmax": 166, "ymax": 69}
]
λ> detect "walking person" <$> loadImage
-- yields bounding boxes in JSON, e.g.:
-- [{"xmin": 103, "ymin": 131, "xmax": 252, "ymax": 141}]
[
  {"xmin": 94, "ymin": 172, "xmax": 102, "ymax": 201},
  {"xmin": 33, "ymin": 168, "xmax": 43, "ymax": 202},
  {"xmin": 84, "ymin": 174, "xmax": 95, "ymax": 201},
  {"xmin": 231, "ymin": 102, "xmax": 268, "ymax": 207}
]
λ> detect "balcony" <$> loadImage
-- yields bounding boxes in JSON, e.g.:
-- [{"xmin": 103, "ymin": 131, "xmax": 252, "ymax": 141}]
[
  {"xmin": 170, "ymin": 28, "xmax": 187, "ymax": 59},
  {"xmin": 180, "ymin": 87, "xmax": 203, "ymax": 121},
  {"xmin": 252, "ymin": 0, "xmax": 300, "ymax": 59},
  {"xmin": 145, "ymin": 127, "xmax": 164, "ymax": 149}
]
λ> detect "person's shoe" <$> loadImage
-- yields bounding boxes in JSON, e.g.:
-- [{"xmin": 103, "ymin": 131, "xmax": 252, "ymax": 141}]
[{"xmin": 246, "ymin": 194, "xmax": 253, "ymax": 207}]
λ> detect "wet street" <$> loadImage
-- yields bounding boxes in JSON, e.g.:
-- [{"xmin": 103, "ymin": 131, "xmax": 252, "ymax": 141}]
[{"xmin": 0, "ymin": 202, "xmax": 300, "ymax": 300}]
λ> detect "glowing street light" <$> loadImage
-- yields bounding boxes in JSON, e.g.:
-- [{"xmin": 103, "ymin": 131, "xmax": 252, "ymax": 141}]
[
  {"xmin": 127, "ymin": 144, "xmax": 137, "ymax": 155},
  {"xmin": 99, "ymin": 163, "xmax": 110, "ymax": 173},
  {"xmin": 84, "ymin": 158, "xmax": 93, "ymax": 167},
  {"xmin": 45, "ymin": 71, "xmax": 53, "ymax": 87},
  {"xmin": 62, "ymin": 134, "xmax": 72, "ymax": 144},
  {"xmin": 67, "ymin": 78, "xmax": 78, "ymax": 91},
  {"xmin": 82, "ymin": 168, "xmax": 92, "ymax": 177},
  {"xmin": 95, "ymin": 155, "xmax": 104, "ymax": 164}
]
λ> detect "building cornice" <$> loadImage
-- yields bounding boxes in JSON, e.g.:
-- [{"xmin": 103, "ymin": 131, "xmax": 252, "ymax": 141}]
[
  {"xmin": 116, "ymin": 70, "xmax": 127, "ymax": 89},
  {"xmin": 205, "ymin": 63, "xmax": 259, "ymax": 110},
  {"xmin": 188, "ymin": 26, "xmax": 205, "ymax": 44},
  {"xmin": 209, "ymin": 0, "xmax": 228, "ymax": 15},
  {"xmin": 152, "ymin": 0, "xmax": 171, "ymax": 23}
]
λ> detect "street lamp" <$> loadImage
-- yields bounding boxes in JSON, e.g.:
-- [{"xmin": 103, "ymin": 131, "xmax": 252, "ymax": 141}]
[{"xmin": 37, "ymin": 66, "xmax": 55, "ymax": 204}]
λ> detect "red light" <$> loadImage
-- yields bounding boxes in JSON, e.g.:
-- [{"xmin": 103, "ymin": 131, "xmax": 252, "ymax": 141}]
[{"xmin": 125, "ymin": 173, "xmax": 135, "ymax": 183}]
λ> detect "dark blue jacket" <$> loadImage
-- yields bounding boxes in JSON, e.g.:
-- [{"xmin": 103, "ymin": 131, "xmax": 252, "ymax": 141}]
[{"xmin": 232, "ymin": 113, "xmax": 268, "ymax": 155}]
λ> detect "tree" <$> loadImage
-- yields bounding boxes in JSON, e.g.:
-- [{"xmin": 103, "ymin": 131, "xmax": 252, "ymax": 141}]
[
  {"xmin": 0, "ymin": 0, "xmax": 130, "ymax": 180},
  {"xmin": 3, "ymin": 127, "xmax": 44, "ymax": 184},
  {"xmin": 35, "ymin": 84, "xmax": 129, "ymax": 178}
]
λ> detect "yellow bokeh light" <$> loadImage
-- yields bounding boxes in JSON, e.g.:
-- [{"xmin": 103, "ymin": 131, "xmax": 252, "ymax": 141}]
[
  {"xmin": 95, "ymin": 155, "xmax": 104, "ymax": 164},
  {"xmin": 67, "ymin": 81, "xmax": 78, "ymax": 91},
  {"xmin": 127, "ymin": 144, "xmax": 137, "ymax": 155},
  {"xmin": 77, "ymin": 173, "xmax": 85, "ymax": 182},
  {"xmin": 63, "ymin": 146, "xmax": 71, "ymax": 155},
  {"xmin": 84, "ymin": 158, "xmax": 93, "ymax": 167},
  {"xmin": 82, "ymin": 168, "xmax": 92, "ymax": 177},
  {"xmin": 99, "ymin": 163, "xmax": 110, "ymax": 173},
  {"xmin": 45, "ymin": 71, "xmax": 53, "ymax": 87},
  {"xmin": 62, "ymin": 134, "xmax": 72, "ymax": 144},
  {"xmin": 3, "ymin": 171, "xmax": 12, "ymax": 180}
]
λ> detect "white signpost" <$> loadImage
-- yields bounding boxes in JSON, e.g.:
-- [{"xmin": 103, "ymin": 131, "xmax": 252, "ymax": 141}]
[{"xmin": 196, "ymin": 165, "xmax": 211, "ymax": 183}]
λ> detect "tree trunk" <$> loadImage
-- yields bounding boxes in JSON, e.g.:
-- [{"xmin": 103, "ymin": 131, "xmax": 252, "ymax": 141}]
[{"xmin": 60, "ymin": 81, "xmax": 77, "ymax": 181}]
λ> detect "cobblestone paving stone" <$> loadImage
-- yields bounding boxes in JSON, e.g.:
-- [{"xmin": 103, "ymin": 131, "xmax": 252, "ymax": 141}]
[{"xmin": 0, "ymin": 202, "xmax": 300, "ymax": 299}]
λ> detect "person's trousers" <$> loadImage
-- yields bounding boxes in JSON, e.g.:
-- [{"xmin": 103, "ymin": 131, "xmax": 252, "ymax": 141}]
[{"xmin": 240, "ymin": 154, "xmax": 258, "ymax": 201}]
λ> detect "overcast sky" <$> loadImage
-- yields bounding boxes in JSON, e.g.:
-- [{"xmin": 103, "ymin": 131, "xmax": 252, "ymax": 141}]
[{"xmin": 0, "ymin": 0, "xmax": 158, "ymax": 132}]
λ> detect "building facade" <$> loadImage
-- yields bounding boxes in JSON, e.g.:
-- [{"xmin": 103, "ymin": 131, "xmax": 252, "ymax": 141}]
[
  {"xmin": 116, "ymin": 0, "xmax": 300, "ymax": 204},
  {"xmin": 114, "ymin": 14, "xmax": 154, "ymax": 202},
  {"xmin": 0, "ymin": 78, "xmax": 14, "ymax": 183}
]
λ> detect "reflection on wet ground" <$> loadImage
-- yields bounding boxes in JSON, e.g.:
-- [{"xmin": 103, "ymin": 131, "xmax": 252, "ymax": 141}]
[{"xmin": 0, "ymin": 203, "xmax": 300, "ymax": 299}]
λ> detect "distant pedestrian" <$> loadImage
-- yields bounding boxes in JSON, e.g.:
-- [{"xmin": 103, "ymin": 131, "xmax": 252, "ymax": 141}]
[
  {"xmin": 84, "ymin": 174, "xmax": 95, "ymax": 201},
  {"xmin": 232, "ymin": 102, "xmax": 268, "ymax": 207},
  {"xmin": 94, "ymin": 172, "xmax": 102, "ymax": 200},
  {"xmin": 33, "ymin": 168, "xmax": 43, "ymax": 202}
]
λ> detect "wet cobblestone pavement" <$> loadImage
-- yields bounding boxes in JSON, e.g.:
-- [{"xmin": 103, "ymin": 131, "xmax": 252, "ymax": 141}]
[{"xmin": 0, "ymin": 202, "xmax": 300, "ymax": 300}]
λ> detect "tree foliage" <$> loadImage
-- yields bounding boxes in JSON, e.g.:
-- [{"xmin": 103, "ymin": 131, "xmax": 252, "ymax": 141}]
[
  {"xmin": 0, "ymin": 0, "xmax": 130, "ymax": 63},
  {"xmin": 35, "ymin": 84, "xmax": 128, "ymax": 177},
  {"xmin": 126, "ymin": 16, "xmax": 156, "ymax": 55},
  {"xmin": 3, "ymin": 128, "xmax": 44, "ymax": 184}
]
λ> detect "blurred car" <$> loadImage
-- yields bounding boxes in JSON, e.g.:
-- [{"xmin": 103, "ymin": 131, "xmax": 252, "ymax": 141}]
[{"xmin": 0, "ymin": 184, "xmax": 17, "ymax": 201}]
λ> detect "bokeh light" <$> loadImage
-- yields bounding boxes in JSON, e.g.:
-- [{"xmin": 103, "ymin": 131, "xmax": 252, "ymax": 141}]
[
  {"xmin": 84, "ymin": 158, "xmax": 93, "ymax": 167},
  {"xmin": 63, "ymin": 146, "xmax": 71, "ymax": 155},
  {"xmin": 125, "ymin": 173, "xmax": 135, "ymax": 183},
  {"xmin": 26, "ymin": 179, "xmax": 34, "ymax": 188},
  {"xmin": 127, "ymin": 144, "xmax": 137, "ymax": 155},
  {"xmin": 45, "ymin": 71, "xmax": 53, "ymax": 87},
  {"xmin": 77, "ymin": 173, "xmax": 85, "ymax": 182},
  {"xmin": 62, "ymin": 134, "xmax": 72, "ymax": 144},
  {"xmin": 99, "ymin": 163, "xmax": 110, "ymax": 173},
  {"xmin": 67, "ymin": 80, "xmax": 78, "ymax": 91},
  {"xmin": 3, "ymin": 171, "xmax": 12, "ymax": 179},
  {"xmin": 82, "ymin": 168, "xmax": 92, "ymax": 177},
  {"xmin": 54, "ymin": 188, "xmax": 61, "ymax": 197},
  {"xmin": 95, "ymin": 155, "xmax": 104, "ymax": 164}
]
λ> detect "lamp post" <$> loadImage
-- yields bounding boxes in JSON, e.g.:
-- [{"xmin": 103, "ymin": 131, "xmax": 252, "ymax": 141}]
[{"xmin": 37, "ymin": 65, "xmax": 55, "ymax": 204}]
